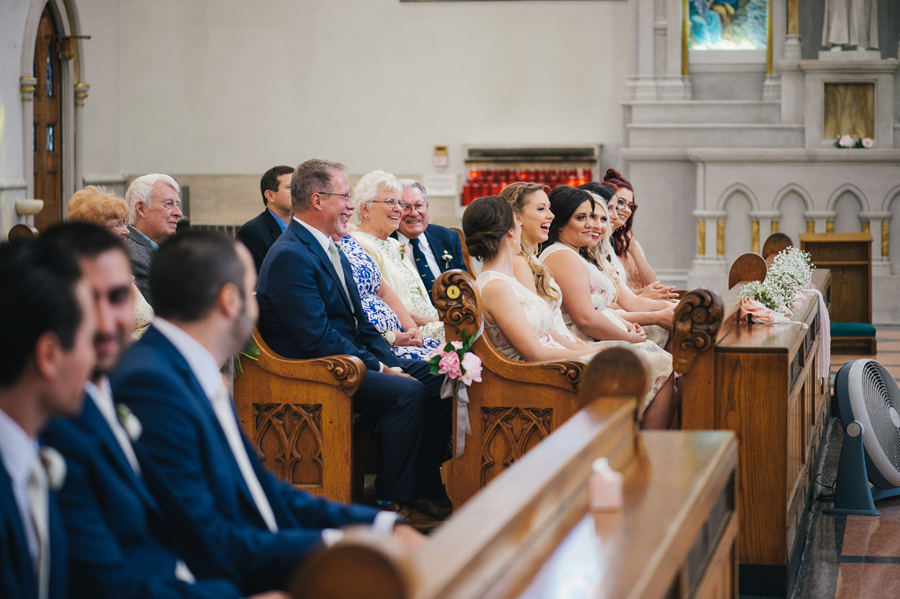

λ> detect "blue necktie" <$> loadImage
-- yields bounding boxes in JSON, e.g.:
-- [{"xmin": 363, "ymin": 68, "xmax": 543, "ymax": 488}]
[{"xmin": 409, "ymin": 238, "xmax": 436, "ymax": 293}]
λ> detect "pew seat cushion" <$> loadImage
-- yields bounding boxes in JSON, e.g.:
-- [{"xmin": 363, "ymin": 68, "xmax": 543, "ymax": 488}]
[{"xmin": 831, "ymin": 322, "xmax": 876, "ymax": 338}]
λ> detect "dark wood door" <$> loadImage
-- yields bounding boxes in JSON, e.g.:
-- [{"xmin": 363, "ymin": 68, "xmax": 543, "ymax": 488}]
[{"xmin": 33, "ymin": 4, "xmax": 62, "ymax": 232}]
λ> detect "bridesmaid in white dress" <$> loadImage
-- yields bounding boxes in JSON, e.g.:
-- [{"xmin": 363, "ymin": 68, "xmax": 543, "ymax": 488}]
[
  {"xmin": 538, "ymin": 186, "xmax": 678, "ymax": 429},
  {"xmin": 461, "ymin": 196, "xmax": 598, "ymax": 364}
]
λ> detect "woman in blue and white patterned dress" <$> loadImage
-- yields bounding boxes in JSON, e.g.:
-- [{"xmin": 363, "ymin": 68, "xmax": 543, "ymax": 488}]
[{"xmin": 338, "ymin": 228, "xmax": 442, "ymax": 360}]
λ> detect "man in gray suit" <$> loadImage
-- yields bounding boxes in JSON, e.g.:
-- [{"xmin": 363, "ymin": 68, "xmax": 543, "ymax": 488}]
[{"xmin": 124, "ymin": 174, "xmax": 183, "ymax": 306}]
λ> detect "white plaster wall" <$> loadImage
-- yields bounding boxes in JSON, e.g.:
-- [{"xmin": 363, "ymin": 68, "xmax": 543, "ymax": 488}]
[
  {"xmin": 77, "ymin": 0, "xmax": 124, "ymax": 190},
  {"xmin": 0, "ymin": 0, "xmax": 32, "ymax": 237},
  {"xmin": 117, "ymin": 0, "xmax": 628, "ymax": 177}
]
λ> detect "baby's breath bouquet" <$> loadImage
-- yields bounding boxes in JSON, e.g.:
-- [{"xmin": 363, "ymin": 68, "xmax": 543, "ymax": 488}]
[
  {"xmin": 740, "ymin": 247, "xmax": 814, "ymax": 324},
  {"xmin": 768, "ymin": 247, "xmax": 813, "ymax": 298},
  {"xmin": 740, "ymin": 280, "xmax": 789, "ymax": 313}
]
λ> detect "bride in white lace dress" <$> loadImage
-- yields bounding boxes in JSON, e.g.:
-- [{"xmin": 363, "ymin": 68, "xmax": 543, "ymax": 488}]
[
  {"xmin": 538, "ymin": 186, "xmax": 678, "ymax": 429},
  {"xmin": 462, "ymin": 196, "xmax": 599, "ymax": 364}
]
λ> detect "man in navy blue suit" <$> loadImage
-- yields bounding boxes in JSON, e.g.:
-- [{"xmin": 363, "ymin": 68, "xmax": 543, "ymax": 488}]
[
  {"xmin": 237, "ymin": 165, "xmax": 294, "ymax": 273},
  {"xmin": 41, "ymin": 223, "xmax": 284, "ymax": 599},
  {"xmin": 0, "ymin": 237, "xmax": 98, "ymax": 599},
  {"xmin": 394, "ymin": 178, "xmax": 468, "ymax": 295},
  {"xmin": 256, "ymin": 159, "xmax": 451, "ymax": 523},
  {"xmin": 112, "ymin": 230, "xmax": 421, "ymax": 593}
]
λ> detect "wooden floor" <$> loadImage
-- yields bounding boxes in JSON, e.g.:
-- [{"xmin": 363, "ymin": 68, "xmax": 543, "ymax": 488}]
[{"xmin": 789, "ymin": 327, "xmax": 900, "ymax": 599}]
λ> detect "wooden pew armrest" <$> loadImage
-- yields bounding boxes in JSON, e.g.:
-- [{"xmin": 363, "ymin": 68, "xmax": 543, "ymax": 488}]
[{"xmin": 249, "ymin": 330, "xmax": 367, "ymax": 395}]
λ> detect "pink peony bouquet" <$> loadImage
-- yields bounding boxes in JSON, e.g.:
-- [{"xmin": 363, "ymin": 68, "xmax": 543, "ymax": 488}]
[{"xmin": 428, "ymin": 330, "xmax": 482, "ymax": 387}]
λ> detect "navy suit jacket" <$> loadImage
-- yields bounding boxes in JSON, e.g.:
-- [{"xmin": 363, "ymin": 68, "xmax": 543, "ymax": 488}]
[
  {"xmin": 257, "ymin": 218, "xmax": 398, "ymax": 371},
  {"xmin": 111, "ymin": 325, "xmax": 381, "ymax": 592},
  {"xmin": 41, "ymin": 396, "xmax": 242, "ymax": 599},
  {"xmin": 236, "ymin": 209, "xmax": 285, "ymax": 274},
  {"xmin": 392, "ymin": 224, "xmax": 468, "ymax": 287},
  {"xmin": 0, "ymin": 453, "xmax": 67, "ymax": 599}
]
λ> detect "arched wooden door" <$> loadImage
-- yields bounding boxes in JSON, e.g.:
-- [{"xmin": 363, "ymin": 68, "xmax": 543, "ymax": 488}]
[{"xmin": 33, "ymin": 3, "xmax": 63, "ymax": 232}]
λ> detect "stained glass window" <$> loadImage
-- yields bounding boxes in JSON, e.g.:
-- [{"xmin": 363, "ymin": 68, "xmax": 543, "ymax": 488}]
[
  {"xmin": 687, "ymin": 0, "xmax": 768, "ymax": 51},
  {"xmin": 46, "ymin": 53, "xmax": 54, "ymax": 97},
  {"xmin": 47, "ymin": 125, "xmax": 55, "ymax": 152}
]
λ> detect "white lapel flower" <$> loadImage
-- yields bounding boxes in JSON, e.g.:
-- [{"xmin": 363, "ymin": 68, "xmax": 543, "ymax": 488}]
[
  {"xmin": 40, "ymin": 447, "xmax": 67, "ymax": 492},
  {"xmin": 441, "ymin": 250, "xmax": 453, "ymax": 269},
  {"xmin": 116, "ymin": 404, "xmax": 143, "ymax": 442},
  {"xmin": 398, "ymin": 243, "xmax": 408, "ymax": 260}
]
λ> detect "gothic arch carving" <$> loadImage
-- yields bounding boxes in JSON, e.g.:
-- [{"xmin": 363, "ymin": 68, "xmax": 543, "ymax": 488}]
[
  {"xmin": 826, "ymin": 183, "xmax": 869, "ymax": 212},
  {"xmin": 716, "ymin": 183, "xmax": 759, "ymax": 212},
  {"xmin": 772, "ymin": 183, "xmax": 813, "ymax": 212},
  {"xmin": 882, "ymin": 184, "xmax": 900, "ymax": 212}
]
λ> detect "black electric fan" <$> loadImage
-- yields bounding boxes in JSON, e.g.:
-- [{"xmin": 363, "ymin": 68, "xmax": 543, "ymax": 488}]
[{"xmin": 826, "ymin": 359, "xmax": 900, "ymax": 516}]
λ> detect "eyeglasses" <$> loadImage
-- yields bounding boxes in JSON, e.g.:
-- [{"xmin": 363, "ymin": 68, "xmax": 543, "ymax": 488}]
[
  {"xmin": 316, "ymin": 191, "xmax": 353, "ymax": 201},
  {"xmin": 371, "ymin": 199, "xmax": 408, "ymax": 210},
  {"xmin": 609, "ymin": 197, "xmax": 636, "ymax": 211},
  {"xmin": 403, "ymin": 202, "xmax": 429, "ymax": 213}
]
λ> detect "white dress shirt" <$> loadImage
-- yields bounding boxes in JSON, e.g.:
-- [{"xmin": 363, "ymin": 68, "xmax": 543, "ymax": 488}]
[
  {"xmin": 86, "ymin": 378, "xmax": 141, "ymax": 475},
  {"xmin": 0, "ymin": 406, "xmax": 40, "ymax": 561},
  {"xmin": 396, "ymin": 231, "xmax": 441, "ymax": 280},
  {"xmin": 153, "ymin": 317, "xmax": 279, "ymax": 533}
]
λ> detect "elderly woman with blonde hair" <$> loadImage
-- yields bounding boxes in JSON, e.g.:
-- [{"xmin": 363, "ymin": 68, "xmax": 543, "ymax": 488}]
[
  {"xmin": 350, "ymin": 170, "xmax": 445, "ymax": 343},
  {"xmin": 67, "ymin": 185, "xmax": 154, "ymax": 338}
]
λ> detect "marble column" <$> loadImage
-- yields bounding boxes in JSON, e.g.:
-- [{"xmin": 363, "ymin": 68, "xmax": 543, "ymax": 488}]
[
  {"xmin": 689, "ymin": 210, "xmax": 729, "ymax": 292},
  {"xmin": 805, "ymin": 210, "xmax": 836, "ymax": 233},
  {"xmin": 751, "ymin": 211, "xmax": 782, "ymax": 250},
  {"xmin": 861, "ymin": 211, "xmax": 892, "ymax": 276}
]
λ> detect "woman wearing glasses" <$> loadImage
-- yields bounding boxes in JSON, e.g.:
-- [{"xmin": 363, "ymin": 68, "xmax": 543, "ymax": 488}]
[
  {"xmin": 351, "ymin": 170, "xmax": 445, "ymax": 343},
  {"xmin": 597, "ymin": 170, "xmax": 678, "ymax": 301}
]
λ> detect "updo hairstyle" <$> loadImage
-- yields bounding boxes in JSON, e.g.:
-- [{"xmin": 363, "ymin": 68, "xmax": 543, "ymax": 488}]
[
  {"xmin": 544, "ymin": 186, "xmax": 595, "ymax": 250},
  {"xmin": 462, "ymin": 196, "xmax": 515, "ymax": 262}
]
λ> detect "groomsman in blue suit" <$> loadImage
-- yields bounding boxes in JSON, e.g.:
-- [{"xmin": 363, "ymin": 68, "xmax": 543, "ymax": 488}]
[
  {"xmin": 41, "ymin": 223, "xmax": 284, "ymax": 599},
  {"xmin": 0, "ymin": 237, "xmax": 98, "ymax": 599},
  {"xmin": 256, "ymin": 160, "xmax": 451, "ymax": 523},
  {"xmin": 237, "ymin": 165, "xmax": 295, "ymax": 273},
  {"xmin": 112, "ymin": 230, "xmax": 421, "ymax": 594},
  {"xmin": 394, "ymin": 178, "xmax": 468, "ymax": 295}
]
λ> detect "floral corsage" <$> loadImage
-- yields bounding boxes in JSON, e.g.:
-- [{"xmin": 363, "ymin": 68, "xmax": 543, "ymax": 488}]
[{"xmin": 116, "ymin": 404, "xmax": 143, "ymax": 441}]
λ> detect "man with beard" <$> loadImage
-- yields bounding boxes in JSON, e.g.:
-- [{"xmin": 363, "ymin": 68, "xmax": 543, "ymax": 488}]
[
  {"xmin": 112, "ymin": 230, "xmax": 420, "ymax": 594},
  {"xmin": 256, "ymin": 159, "xmax": 450, "ymax": 525},
  {"xmin": 0, "ymin": 236, "xmax": 97, "ymax": 599},
  {"xmin": 41, "ymin": 223, "xmax": 287, "ymax": 599}
]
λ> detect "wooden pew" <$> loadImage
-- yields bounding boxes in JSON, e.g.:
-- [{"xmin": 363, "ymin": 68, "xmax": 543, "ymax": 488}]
[
  {"xmin": 431, "ymin": 269, "xmax": 592, "ymax": 507},
  {"xmin": 289, "ymin": 349, "xmax": 739, "ymax": 599},
  {"xmin": 762, "ymin": 232, "xmax": 793, "ymax": 261},
  {"xmin": 233, "ymin": 329, "xmax": 368, "ymax": 503},
  {"xmin": 449, "ymin": 225, "xmax": 475, "ymax": 274},
  {"xmin": 672, "ymin": 260, "xmax": 831, "ymax": 598}
]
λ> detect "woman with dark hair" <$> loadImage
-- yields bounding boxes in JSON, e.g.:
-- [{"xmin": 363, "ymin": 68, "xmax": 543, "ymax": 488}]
[
  {"xmin": 601, "ymin": 170, "xmax": 678, "ymax": 301},
  {"xmin": 462, "ymin": 196, "xmax": 597, "ymax": 363},
  {"xmin": 538, "ymin": 186, "xmax": 677, "ymax": 428}
]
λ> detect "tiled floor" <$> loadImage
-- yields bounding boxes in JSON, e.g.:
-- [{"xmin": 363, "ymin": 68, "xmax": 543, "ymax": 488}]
[{"xmin": 789, "ymin": 328, "xmax": 900, "ymax": 599}]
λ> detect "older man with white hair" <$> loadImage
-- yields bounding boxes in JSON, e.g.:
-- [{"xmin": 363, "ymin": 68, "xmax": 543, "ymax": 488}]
[{"xmin": 124, "ymin": 174, "xmax": 183, "ymax": 306}]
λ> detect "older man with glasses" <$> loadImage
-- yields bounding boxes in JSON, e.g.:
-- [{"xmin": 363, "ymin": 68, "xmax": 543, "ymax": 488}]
[{"xmin": 392, "ymin": 179, "xmax": 468, "ymax": 295}]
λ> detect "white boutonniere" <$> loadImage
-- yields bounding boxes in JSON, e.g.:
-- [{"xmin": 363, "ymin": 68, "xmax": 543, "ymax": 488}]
[
  {"xmin": 398, "ymin": 243, "xmax": 408, "ymax": 260},
  {"xmin": 40, "ymin": 447, "xmax": 67, "ymax": 491},
  {"xmin": 441, "ymin": 250, "xmax": 453, "ymax": 269},
  {"xmin": 116, "ymin": 404, "xmax": 143, "ymax": 442}
]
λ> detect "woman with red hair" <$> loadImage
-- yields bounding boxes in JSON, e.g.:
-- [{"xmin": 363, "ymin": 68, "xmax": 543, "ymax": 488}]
[{"xmin": 602, "ymin": 170, "xmax": 678, "ymax": 301}]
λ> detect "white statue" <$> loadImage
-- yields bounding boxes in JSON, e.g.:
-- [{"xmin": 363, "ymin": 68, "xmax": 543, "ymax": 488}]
[{"xmin": 822, "ymin": 0, "xmax": 879, "ymax": 50}]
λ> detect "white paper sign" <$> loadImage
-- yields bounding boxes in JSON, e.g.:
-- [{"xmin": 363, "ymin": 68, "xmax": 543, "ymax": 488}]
[{"xmin": 422, "ymin": 174, "xmax": 458, "ymax": 197}]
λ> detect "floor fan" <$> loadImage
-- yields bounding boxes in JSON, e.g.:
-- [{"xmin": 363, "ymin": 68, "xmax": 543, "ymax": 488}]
[{"xmin": 826, "ymin": 359, "xmax": 900, "ymax": 516}]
